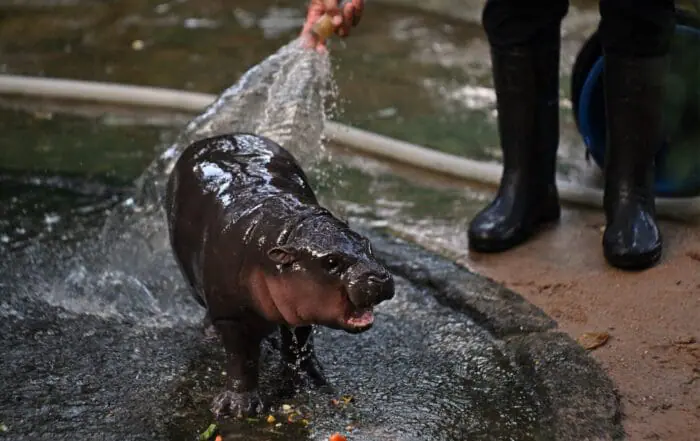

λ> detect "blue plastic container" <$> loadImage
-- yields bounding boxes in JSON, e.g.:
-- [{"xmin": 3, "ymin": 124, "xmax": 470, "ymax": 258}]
[{"xmin": 572, "ymin": 10, "xmax": 700, "ymax": 198}]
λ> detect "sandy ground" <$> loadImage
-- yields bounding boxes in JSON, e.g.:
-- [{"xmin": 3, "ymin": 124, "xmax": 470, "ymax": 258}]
[{"xmin": 462, "ymin": 207, "xmax": 700, "ymax": 441}]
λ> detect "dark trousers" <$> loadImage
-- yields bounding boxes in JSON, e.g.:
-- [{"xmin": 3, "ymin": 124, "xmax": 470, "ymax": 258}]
[{"xmin": 482, "ymin": 0, "xmax": 676, "ymax": 57}]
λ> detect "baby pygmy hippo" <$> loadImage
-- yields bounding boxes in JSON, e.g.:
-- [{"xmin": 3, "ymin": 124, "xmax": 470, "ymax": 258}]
[{"xmin": 165, "ymin": 133, "xmax": 395, "ymax": 418}]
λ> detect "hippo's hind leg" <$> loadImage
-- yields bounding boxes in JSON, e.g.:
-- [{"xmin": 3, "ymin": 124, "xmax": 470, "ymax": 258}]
[
  {"xmin": 210, "ymin": 319, "xmax": 265, "ymax": 419},
  {"xmin": 280, "ymin": 325, "xmax": 331, "ymax": 396},
  {"xmin": 201, "ymin": 313, "xmax": 219, "ymax": 343}
]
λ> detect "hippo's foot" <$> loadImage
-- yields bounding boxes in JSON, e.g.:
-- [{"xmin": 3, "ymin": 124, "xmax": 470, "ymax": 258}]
[
  {"xmin": 211, "ymin": 390, "xmax": 264, "ymax": 419},
  {"xmin": 201, "ymin": 315, "xmax": 219, "ymax": 343},
  {"xmin": 203, "ymin": 325, "xmax": 219, "ymax": 343}
]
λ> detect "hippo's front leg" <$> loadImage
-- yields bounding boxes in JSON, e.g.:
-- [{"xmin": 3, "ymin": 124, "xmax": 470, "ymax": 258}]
[
  {"xmin": 210, "ymin": 319, "xmax": 264, "ymax": 419},
  {"xmin": 280, "ymin": 325, "xmax": 331, "ymax": 395}
]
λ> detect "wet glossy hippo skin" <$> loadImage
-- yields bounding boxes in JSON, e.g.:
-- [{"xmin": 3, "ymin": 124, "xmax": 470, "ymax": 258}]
[{"xmin": 165, "ymin": 133, "xmax": 395, "ymax": 419}]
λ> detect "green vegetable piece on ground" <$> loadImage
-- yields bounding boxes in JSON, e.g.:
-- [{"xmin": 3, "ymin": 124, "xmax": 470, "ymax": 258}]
[{"xmin": 199, "ymin": 423, "xmax": 218, "ymax": 441}]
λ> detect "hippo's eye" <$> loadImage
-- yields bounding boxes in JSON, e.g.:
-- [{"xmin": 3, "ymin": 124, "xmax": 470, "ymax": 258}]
[{"xmin": 322, "ymin": 255, "xmax": 342, "ymax": 273}]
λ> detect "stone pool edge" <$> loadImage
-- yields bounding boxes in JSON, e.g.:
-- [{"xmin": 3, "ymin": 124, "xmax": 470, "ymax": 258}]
[{"xmin": 362, "ymin": 227, "xmax": 625, "ymax": 441}]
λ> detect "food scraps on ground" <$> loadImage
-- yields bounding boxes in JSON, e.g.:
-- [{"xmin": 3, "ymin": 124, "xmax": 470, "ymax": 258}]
[
  {"xmin": 198, "ymin": 423, "xmax": 218, "ymax": 441},
  {"xmin": 330, "ymin": 395, "xmax": 355, "ymax": 409},
  {"xmin": 577, "ymin": 331, "xmax": 610, "ymax": 350},
  {"xmin": 273, "ymin": 403, "xmax": 311, "ymax": 426},
  {"xmin": 329, "ymin": 433, "xmax": 347, "ymax": 441}
]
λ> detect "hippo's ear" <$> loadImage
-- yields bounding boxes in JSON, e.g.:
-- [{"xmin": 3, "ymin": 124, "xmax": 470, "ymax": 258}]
[{"xmin": 267, "ymin": 245, "xmax": 299, "ymax": 265}]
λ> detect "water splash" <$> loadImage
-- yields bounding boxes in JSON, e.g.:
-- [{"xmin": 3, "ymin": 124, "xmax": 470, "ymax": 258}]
[
  {"xmin": 43, "ymin": 37, "xmax": 340, "ymax": 327},
  {"xmin": 136, "ymin": 37, "xmax": 334, "ymax": 208}
]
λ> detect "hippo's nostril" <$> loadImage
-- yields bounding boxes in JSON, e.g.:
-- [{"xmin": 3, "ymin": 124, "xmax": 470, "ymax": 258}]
[
  {"xmin": 366, "ymin": 272, "xmax": 394, "ymax": 303},
  {"xmin": 367, "ymin": 274, "xmax": 388, "ymax": 285}
]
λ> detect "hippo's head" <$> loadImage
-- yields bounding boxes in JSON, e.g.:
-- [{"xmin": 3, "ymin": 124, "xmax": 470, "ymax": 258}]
[{"xmin": 265, "ymin": 215, "xmax": 395, "ymax": 333}]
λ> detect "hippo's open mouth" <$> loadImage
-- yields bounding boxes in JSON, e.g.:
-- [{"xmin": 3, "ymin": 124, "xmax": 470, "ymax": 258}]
[
  {"xmin": 342, "ymin": 290, "xmax": 375, "ymax": 331},
  {"xmin": 344, "ymin": 307, "xmax": 375, "ymax": 329}
]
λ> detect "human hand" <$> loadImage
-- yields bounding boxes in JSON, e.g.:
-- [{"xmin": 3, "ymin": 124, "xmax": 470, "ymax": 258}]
[{"xmin": 300, "ymin": 0, "xmax": 364, "ymax": 52}]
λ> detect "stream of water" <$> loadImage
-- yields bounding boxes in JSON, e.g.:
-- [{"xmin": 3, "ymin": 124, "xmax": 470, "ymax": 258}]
[{"xmin": 17, "ymin": 35, "xmax": 336, "ymax": 328}]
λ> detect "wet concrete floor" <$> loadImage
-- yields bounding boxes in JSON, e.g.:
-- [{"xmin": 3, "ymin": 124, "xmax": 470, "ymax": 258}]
[{"xmin": 0, "ymin": 205, "xmax": 622, "ymax": 441}]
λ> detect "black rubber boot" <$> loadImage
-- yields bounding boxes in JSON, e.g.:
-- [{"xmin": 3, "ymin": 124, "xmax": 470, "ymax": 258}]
[
  {"xmin": 601, "ymin": 54, "xmax": 667, "ymax": 270},
  {"xmin": 468, "ymin": 43, "xmax": 561, "ymax": 253}
]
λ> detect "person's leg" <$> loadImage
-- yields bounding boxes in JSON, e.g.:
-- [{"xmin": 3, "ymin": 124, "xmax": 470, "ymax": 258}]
[
  {"xmin": 469, "ymin": 0, "xmax": 569, "ymax": 253},
  {"xmin": 599, "ymin": 0, "xmax": 675, "ymax": 269}
]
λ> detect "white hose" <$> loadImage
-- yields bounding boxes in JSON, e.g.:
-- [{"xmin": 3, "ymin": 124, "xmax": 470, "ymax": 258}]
[{"xmin": 1, "ymin": 74, "xmax": 699, "ymax": 219}]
